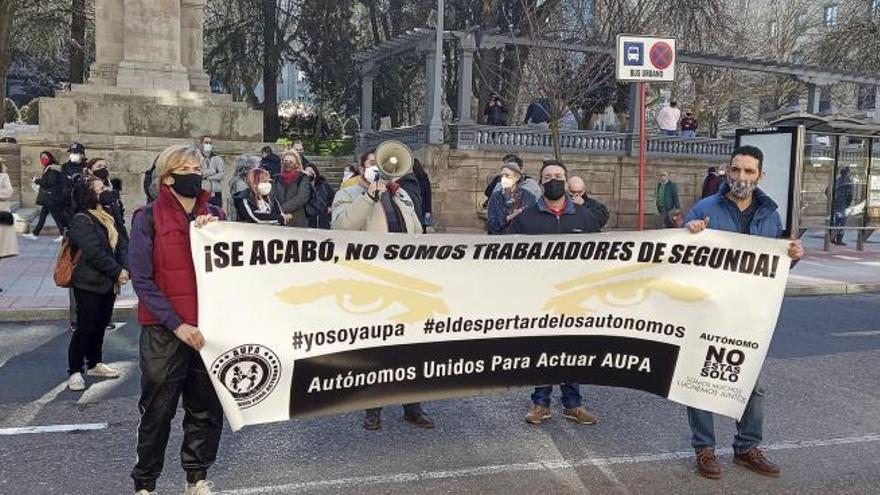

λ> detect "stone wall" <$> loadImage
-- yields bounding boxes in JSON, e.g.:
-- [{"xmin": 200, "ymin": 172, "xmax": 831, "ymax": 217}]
[
  {"xmin": 419, "ymin": 147, "xmax": 720, "ymax": 230},
  {"xmin": 0, "ymin": 143, "xmax": 22, "ymax": 204}
]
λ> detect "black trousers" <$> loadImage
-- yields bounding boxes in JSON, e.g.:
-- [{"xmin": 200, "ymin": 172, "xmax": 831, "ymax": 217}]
[
  {"xmin": 68, "ymin": 288, "xmax": 116, "ymax": 375},
  {"xmin": 209, "ymin": 192, "xmax": 223, "ymax": 208},
  {"xmin": 32, "ymin": 204, "xmax": 68, "ymax": 236},
  {"xmin": 131, "ymin": 325, "xmax": 224, "ymax": 492}
]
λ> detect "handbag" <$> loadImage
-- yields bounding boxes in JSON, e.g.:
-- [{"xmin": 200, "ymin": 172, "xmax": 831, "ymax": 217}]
[{"xmin": 53, "ymin": 233, "xmax": 82, "ymax": 288}]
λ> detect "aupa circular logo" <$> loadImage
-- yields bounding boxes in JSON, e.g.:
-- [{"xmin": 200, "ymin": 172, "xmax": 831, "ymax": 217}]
[{"xmin": 211, "ymin": 344, "xmax": 281, "ymax": 409}]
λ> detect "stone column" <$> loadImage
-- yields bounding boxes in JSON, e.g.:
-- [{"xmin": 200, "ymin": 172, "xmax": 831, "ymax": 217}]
[
  {"xmin": 361, "ymin": 62, "xmax": 375, "ymax": 132},
  {"xmin": 88, "ymin": 0, "xmax": 124, "ymax": 86},
  {"xmin": 424, "ymin": 50, "xmax": 438, "ymax": 124},
  {"xmin": 806, "ymin": 83, "xmax": 822, "ymax": 114},
  {"xmin": 456, "ymin": 34, "xmax": 476, "ymax": 124},
  {"xmin": 115, "ymin": 0, "xmax": 191, "ymax": 91},
  {"xmin": 181, "ymin": 0, "xmax": 210, "ymax": 92}
]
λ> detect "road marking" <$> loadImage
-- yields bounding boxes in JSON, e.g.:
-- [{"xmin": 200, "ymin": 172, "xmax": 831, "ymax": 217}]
[
  {"xmin": 834, "ymin": 255, "xmax": 860, "ymax": 261},
  {"xmin": 0, "ymin": 422, "xmax": 108, "ymax": 436},
  {"xmin": 832, "ymin": 330, "xmax": 880, "ymax": 337},
  {"xmin": 0, "ymin": 324, "xmax": 67, "ymax": 369},
  {"xmin": 2, "ymin": 380, "xmax": 68, "ymax": 427},
  {"xmin": 222, "ymin": 433, "xmax": 880, "ymax": 494},
  {"xmin": 857, "ymin": 262, "xmax": 880, "ymax": 267},
  {"xmin": 77, "ymin": 361, "xmax": 137, "ymax": 404}
]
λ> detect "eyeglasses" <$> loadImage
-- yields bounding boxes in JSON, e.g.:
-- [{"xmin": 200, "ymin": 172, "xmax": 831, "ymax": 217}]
[{"xmin": 569, "ymin": 190, "xmax": 585, "ymax": 196}]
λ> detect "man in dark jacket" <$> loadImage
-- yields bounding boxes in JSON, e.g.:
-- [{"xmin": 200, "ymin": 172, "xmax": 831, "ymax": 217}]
[
  {"xmin": 831, "ymin": 166, "xmax": 853, "ymax": 245},
  {"xmin": 61, "ymin": 142, "xmax": 87, "ymax": 226},
  {"xmin": 683, "ymin": 145, "xmax": 803, "ymax": 481},
  {"xmin": 567, "ymin": 175, "xmax": 609, "ymax": 228},
  {"xmin": 701, "ymin": 167, "xmax": 724, "ymax": 199},
  {"xmin": 524, "ymin": 98, "xmax": 551, "ymax": 126},
  {"xmin": 260, "ymin": 146, "xmax": 281, "ymax": 176},
  {"xmin": 511, "ymin": 160, "xmax": 602, "ymax": 426},
  {"xmin": 655, "ymin": 171, "xmax": 681, "ymax": 228},
  {"xmin": 484, "ymin": 95, "xmax": 507, "ymax": 126},
  {"xmin": 129, "ymin": 144, "xmax": 225, "ymax": 494}
]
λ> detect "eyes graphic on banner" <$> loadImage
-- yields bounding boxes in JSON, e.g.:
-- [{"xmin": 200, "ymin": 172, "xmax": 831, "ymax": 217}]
[
  {"xmin": 542, "ymin": 264, "xmax": 708, "ymax": 315},
  {"xmin": 276, "ymin": 260, "xmax": 449, "ymax": 324}
]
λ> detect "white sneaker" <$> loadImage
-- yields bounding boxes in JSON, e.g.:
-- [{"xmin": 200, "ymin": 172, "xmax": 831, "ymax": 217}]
[
  {"xmin": 67, "ymin": 372, "xmax": 85, "ymax": 391},
  {"xmin": 135, "ymin": 490, "xmax": 155, "ymax": 495},
  {"xmin": 185, "ymin": 480, "xmax": 216, "ymax": 495},
  {"xmin": 53, "ymin": 235, "xmax": 64, "ymax": 242},
  {"xmin": 21, "ymin": 233, "xmax": 38, "ymax": 240},
  {"xmin": 87, "ymin": 363, "xmax": 121, "ymax": 378}
]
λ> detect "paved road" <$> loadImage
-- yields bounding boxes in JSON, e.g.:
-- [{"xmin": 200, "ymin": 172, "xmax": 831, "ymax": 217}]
[{"xmin": 1, "ymin": 294, "xmax": 879, "ymax": 494}]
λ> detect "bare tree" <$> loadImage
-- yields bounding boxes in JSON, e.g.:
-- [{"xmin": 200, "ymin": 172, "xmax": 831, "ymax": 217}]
[{"xmin": 0, "ymin": 0, "xmax": 18, "ymax": 120}]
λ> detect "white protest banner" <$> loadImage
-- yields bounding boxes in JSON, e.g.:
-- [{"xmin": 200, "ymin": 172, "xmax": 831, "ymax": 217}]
[{"xmin": 191, "ymin": 224, "xmax": 790, "ymax": 431}]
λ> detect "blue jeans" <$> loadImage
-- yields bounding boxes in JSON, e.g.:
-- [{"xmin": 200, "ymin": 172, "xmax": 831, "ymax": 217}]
[
  {"xmin": 531, "ymin": 384, "xmax": 582, "ymax": 408},
  {"xmin": 681, "ymin": 130, "xmax": 696, "ymax": 138},
  {"xmin": 686, "ymin": 382, "xmax": 765, "ymax": 454},
  {"xmin": 662, "ymin": 129, "xmax": 678, "ymax": 136}
]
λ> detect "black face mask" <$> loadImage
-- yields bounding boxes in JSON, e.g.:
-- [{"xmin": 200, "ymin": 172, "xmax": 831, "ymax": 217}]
[
  {"xmin": 170, "ymin": 173, "xmax": 203, "ymax": 198},
  {"xmin": 543, "ymin": 179, "xmax": 566, "ymax": 201},
  {"xmin": 99, "ymin": 190, "xmax": 114, "ymax": 206},
  {"xmin": 93, "ymin": 168, "xmax": 109, "ymax": 182}
]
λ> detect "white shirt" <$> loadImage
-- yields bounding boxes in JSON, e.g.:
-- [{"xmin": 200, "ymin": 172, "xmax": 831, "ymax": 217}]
[{"xmin": 656, "ymin": 106, "xmax": 681, "ymax": 131}]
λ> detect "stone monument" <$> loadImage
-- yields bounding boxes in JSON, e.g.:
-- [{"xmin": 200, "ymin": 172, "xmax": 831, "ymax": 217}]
[{"xmin": 15, "ymin": 0, "xmax": 263, "ymax": 214}]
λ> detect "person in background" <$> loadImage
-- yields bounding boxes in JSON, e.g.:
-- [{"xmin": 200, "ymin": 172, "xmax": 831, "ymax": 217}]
[
  {"xmin": 85, "ymin": 158, "xmax": 128, "ymax": 239},
  {"xmin": 272, "ymin": 150, "xmax": 310, "ymax": 227},
  {"xmin": 229, "ymin": 155, "xmax": 261, "ymax": 221},
  {"xmin": 567, "ymin": 175, "xmax": 609, "ymax": 228},
  {"xmin": 655, "ymin": 171, "xmax": 681, "ymax": 228},
  {"xmin": 198, "ymin": 135, "xmax": 225, "ymax": 208},
  {"xmin": 341, "ymin": 163, "xmax": 360, "ymax": 189},
  {"xmin": 683, "ymin": 144, "xmax": 803, "ymax": 480},
  {"xmin": 0, "ymin": 160, "xmax": 18, "ymax": 292},
  {"xmin": 26, "ymin": 151, "xmax": 68, "ymax": 240},
  {"xmin": 484, "ymin": 94, "xmax": 507, "ymax": 126},
  {"xmin": 303, "ymin": 163, "xmax": 336, "ymax": 229},
  {"xmin": 293, "ymin": 140, "xmax": 311, "ymax": 167},
  {"xmin": 486, "ymin": 159, "xmax": 538, "ymax": 235},
  {"xmin": 524, "ymin": 98, "xmax": 551, "ymax": 127},
  {"xmin": 412, "ymin": 159, "xmax": 433, "ymax": 231},
  {"xmin": 511, "ymin": 160, "xmax": 603, "ymax": 427},
  {"xmin": 656, "ymin": 101, "xmax": 681, "ymax": 136},
  {"xmin": 831, "ymin": 166, "xmax": 853, "ymax": 245},
  {"xmin": 61, "ymin": 142, "xmax": 87, "ymax": 230},
  {"xmin": 260, "ymin": 146, "xmax": 281, "ymax": 176},
  {"xmin": 680, "ymin": 111, "xmax": 698, "ymax": 138},
  {"xmin": 144, "ymin": 156, "xmax": 159, "ymax": 203},
  {"xmin": 66, "ymin": 176, "xmax": 129, "ymax": 392},
  {"xmin": 234, "ymin": 168, "xmax": 284, "ymax": 225},
  {"xmin": 129, "ymin": 144, "xmax": 225, "ymax": 495},
  {"xmin": 702, "ymin": 166, "xmax": 724, "ymax": 199}
]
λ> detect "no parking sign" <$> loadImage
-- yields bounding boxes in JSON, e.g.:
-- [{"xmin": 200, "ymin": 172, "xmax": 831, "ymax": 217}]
[{"xmin": 616, "ymin": 35, "xmax": 676, "ymax": 82}]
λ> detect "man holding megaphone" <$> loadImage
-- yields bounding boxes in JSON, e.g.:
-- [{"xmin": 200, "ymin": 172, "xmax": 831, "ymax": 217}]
[{"xmin": 330, "ymin": 141, "xmax": 435, "ymax": 431}]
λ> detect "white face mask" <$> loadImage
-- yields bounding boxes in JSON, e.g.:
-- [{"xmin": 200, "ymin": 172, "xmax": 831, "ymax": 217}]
[
  {"xmin": 69, "ymin": 154, "xmax": 82, "ymax": 163},
  {"xmin": 257, "ymin": 182, "xmax": 272, "ymax": 196},
  {"xmin": 500, "ymin": 176, "xmax": 516, "ymax": 190},
  {"xmin": 202, "ymin": 143, "xmax": 213, "ymax": 154},
  {"xmin": 364, "ymin": 166, "xmax": 380, "ymax": 184}
]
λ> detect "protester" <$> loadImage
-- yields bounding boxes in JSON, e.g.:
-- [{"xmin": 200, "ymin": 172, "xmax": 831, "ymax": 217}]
[
  {"xmin": 683, "ymin": 144, "xmax": 803, "ymax": 480},
  {"xmin": 486, "ymin": 159, "xmax": 537, "ymax": 235},
  {"xmin": 129, "ymin": 144, "xmax": 224, "ymax": 495},
  {"xmin": 85, "ymin": 158, "xmax": 128, "ymax": 239},
  {"xmin": 701, "ymin": 166, "xmax": 724, "ymax": 199},
  {"xmin": 484, "ymin": 95, "xmax": 507, "ymax": 126},
  {"xmin": 656, "ymin": 101, "xmax": 681, "ymax": 136},
  {"xmin": 831, "ymin": 166, "xmax": 853, "ymax": 245},
  {"xmin": 234, "ymin": 167, "xmax": 285, "ymax": 225},
  {"xmin": 341, "ymin": 163, "xmax": 360, "ymax": 189},
  {"xmin": 26, "ymin": 151, "xmax": 68, "ymax": 240},
  {"xmin": 680, "ymin": 111, "xmax": 698, "ymax": 138},
  {"xmin": 273, "ymin": 150, "xmax": 310, "ymax": 227},
  {"xmin": 655, "ymin": 171, "xmax": 681, "ymax": 228},
  {"xmin": 524, "ymin": 98, "xmax": 551, "ymax": 127},
  {"xmin": 511, "ymin": 160, "xmax": 602, "ymax": 426},
  {"xmin": 488, "ymin": 155, "xmax": 542, "ymax": 199},
  {"xmin": 0, "ymin": 160, "xmax": 18, "ymax": 292},
  {"xmin": 567, "ymin": 175, "xmax": 610, "ymax": 228},
  {"xmin": 393, "ymin": 170, "xmax": 424, "ymax": 230},
  {"xmin": 260, "ymin": 145, "xmax": 281, "ymax": 176},
  {"xmin": 61, "ymin": 142, "xmax": 87, "ymax": 230},
  {"xmin": 293, "ymin": 140, "xmax": 311, "ymax": 167},
  {"xmin": 331, "ymin": 146, "xmax": 434, "ymax": 430},
  {"xmin": 303, "ymin": 163, "xmax": 336, "ymax": 229},
  {"xmin": 229, "ymin": 155, "xmax": 260, "ymax": 220},
  {"xmin": 199, "ymin": 135, "xmax": 225, "ymax": 208},
  {"xmin": 412, "ymin": 159, "xmax": 433, "ymax": 231},
  {"xmin": 66, "ymin": 176, "xmax": 129, "ymax": 392}
]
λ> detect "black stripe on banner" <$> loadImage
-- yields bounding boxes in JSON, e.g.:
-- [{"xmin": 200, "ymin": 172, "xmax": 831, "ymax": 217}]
[{"xmin": 289, "ymin": 336, "xmax": 679, "ymax": 418}]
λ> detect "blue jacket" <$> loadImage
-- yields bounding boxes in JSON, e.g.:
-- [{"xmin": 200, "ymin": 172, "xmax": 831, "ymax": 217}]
[
  {"xmin": 487, "ymin": 187, "xmax": 538, "ymax": 234},
  {"xmin": 511, "ymin": 197, "xmax": 603, "ymax": 235},
  {"xmin": 684, "ymin": 182, "xmax": 783, "ymax": 239}
]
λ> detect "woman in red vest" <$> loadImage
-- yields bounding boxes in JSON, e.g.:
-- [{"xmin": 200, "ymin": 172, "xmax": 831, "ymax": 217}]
[{"xmin": 129, "ymin": 144, "xmax": 224, "ymax": 495}]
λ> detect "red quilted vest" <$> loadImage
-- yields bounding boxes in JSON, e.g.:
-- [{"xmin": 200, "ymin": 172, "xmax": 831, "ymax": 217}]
[{"xmin": 137, "ymin": 185, "xmax": 215, "ymax": 327}]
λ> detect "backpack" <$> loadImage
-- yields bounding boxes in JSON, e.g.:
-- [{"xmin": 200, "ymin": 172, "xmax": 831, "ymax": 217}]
[{"xmin": 53, "ymin": 231, "xmax": 83, "ymax": 288}]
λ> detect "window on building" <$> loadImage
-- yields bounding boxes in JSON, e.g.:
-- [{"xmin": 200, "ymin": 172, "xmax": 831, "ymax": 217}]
[
  {"xmin": 769, "ymin": 20, "xmax": 778, "ymax": 36},
  {"xmin": 858, "ymin": 85, "xmax": 877, "ymax": 110},
  {"xmin": 872, "ymin": 0, "xmax": 880, "ymax": 16},
  {"xmin": 824, "ymin": 4, "xmax": 839, "ymax": 27},
  {"xmin": 727, "ymin": 103, "xmax": 742, "ymax": 124},
  {"xmin": 819, "ymin": 87, "xmax": 832, "ymax": 112}
]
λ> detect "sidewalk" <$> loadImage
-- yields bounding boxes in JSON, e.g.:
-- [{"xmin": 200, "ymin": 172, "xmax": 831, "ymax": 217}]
[{"xmin": 1, "ymin": 231, "xmax": 879, "ymax": 322}]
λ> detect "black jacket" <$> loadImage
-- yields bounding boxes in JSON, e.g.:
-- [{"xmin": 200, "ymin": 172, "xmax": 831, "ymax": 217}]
[
  {"xmin": 234, "ymin": 189, "xmax": 285, "ymax": 225},
  {"xmin": 69, "ymin": 211, "xmax": 129, "ymax": 295},
  {"xmin": 260, "ymin": 153, "xmax": 282, "ymax": 177},
  {"xmin": 582, "ymin": 196, "xmax": 610, "ymax": 228},
  {"xmin": 35, "ymin": 165, "xmax": 65, "ymax": 206},
  {"xmin": 395, "ymin": 174, "xmax": 424, "ymax": 224},
  {"xmin": 511, "ymin": 197, "xmax": 603, "ymax": 235},
  {"xmin": 305, "ymin": 177, "xmax": 336, "ymax": 229},
  {"xmin": 101, "ymin": 187, "xmax": 129, "ymax": 239}
]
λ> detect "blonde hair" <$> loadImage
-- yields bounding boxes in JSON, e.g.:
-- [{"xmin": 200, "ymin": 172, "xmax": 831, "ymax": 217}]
[
  {"xmin": 280, "ymin": 150, "xmax": 302, "ymax": 170},
  {"xmin": 152, "ymin": 144, "xmax": 202, "ymax": 193}
]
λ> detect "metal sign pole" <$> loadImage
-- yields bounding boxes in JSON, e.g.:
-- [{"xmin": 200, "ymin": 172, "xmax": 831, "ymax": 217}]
[{"xmin": 638, "ymin": 82, "xmax": 647, "ymax": 230}]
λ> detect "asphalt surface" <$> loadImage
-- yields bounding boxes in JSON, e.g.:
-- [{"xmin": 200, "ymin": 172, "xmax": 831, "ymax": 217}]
[{"xmin": 0, "ymin": 294, "xmax": 879, "ymax": 494}]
